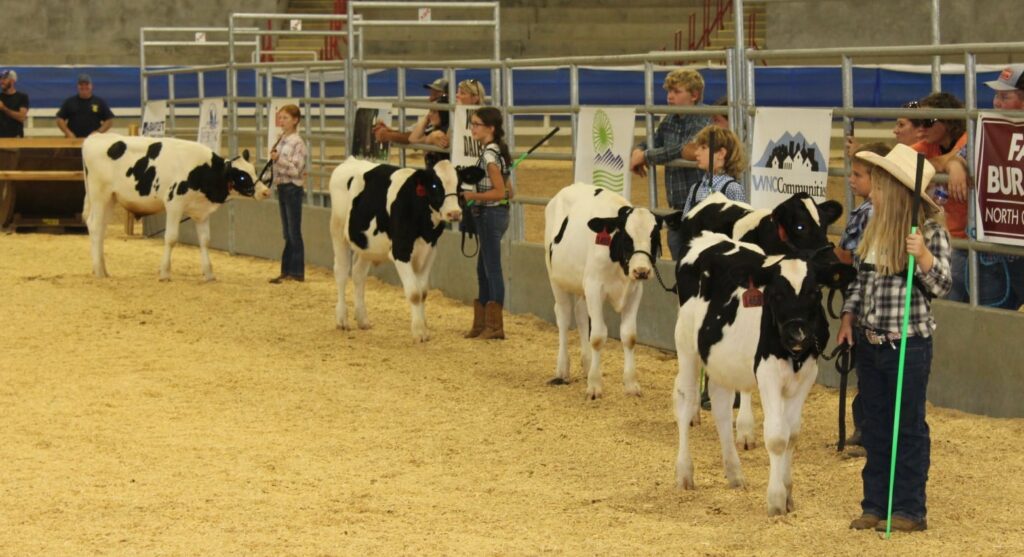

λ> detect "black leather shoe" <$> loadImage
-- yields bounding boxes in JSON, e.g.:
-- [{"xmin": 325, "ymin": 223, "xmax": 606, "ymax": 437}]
[{"xmin": 269, "ymin": 276, "xmax": 286, "ymax": 284}]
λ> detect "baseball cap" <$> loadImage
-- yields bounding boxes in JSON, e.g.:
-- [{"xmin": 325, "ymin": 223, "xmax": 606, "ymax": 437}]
[
  {"xmin": 77, "ymin": 73, "xmax": 92, "ymax": 84},
  {"xmin": 423, "ymin": 78, "xmax": 448, "ymax": 92},
  {"xmin": 0, "ymin": 69, "xmax": 16, "ymax": 81},
  {"xmin": 985, "ymin": 65, "xmax": 1024, "ymax": 91}
]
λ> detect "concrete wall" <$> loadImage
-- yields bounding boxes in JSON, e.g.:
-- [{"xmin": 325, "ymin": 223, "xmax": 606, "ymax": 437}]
[
  {"xmin": 4, "ymin": 0, "xmax": 286, "ymax": 65},
  {"xmin": 144, "ymin": 200, "xmax": 1024, "ymax": 419},
  {"xmin": 765, "ymin": 0, "xmax": 1023, "ymax": 64}
]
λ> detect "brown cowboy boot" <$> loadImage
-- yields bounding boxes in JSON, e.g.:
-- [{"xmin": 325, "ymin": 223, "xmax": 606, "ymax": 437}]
[
  {"xmin": 477, "ymin": 301, "xmax": 505, "ymax": 340},
  {"xmin": 464, "ymin": 299, "xmax": 485, "ymax": 338}
]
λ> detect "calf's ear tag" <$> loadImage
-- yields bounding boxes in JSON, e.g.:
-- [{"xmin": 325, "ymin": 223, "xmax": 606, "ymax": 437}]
[
  {"xmin": 416, "ymin": 183, "xmax": 427, "ymax": 197},
  {"xmin": 742, "ymin": 277, "xmax": 763, "ymax": 308},
  {"xmin": 595, "ymin": 229, "xmax": 612, "ymax": 246}
]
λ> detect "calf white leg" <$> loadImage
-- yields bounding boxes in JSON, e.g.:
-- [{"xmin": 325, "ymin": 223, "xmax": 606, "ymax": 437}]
[
  {"xmin": 85, "ymin": 193, "xmax": 113, "ymax": 278},
  {"xmin": 351, "ymin": 255, "xmax": 373, "ymax": 330},
  {"xmin": 736, "ymin": 392, "xmax": 757, "ymax": 450},
  {"xmin": 574, "ymin": 296, "xmax": 592, "ymax": 375},
  {"xmin": 583, "ymin": 284, "xmax": 607, "ymax": 399},
  {"xmin": 618, "ymin": 287, "xmax": 643, "ymax": 396},
  {"xmin": 330, "ymin": 215, "xmax": 352, "ymax": 330},
  {"xmin": 780, "ymin": 363, "xmax": 818, "ymax": 513},
  {"xmin": 394, "ymin": 261, "xmax": 429, "ymax": 342},
  {"xmin": 159, "ymin": 211, "xmax": 183, "ymax": 281},
  {"xmin": 757, "ymin": 363, "xmax": 791, "ymax": 516},
  {"xmin": 550, "ymin": 286, "xmax": 574, "ymax": 384},
  {"xmin": 195, "ymin": 217, "xmax": 215, "ymax": 282},
  {"xmin": 673, "ymin": 314, "xmax": 701, "ymax": 489},
  {"xmin": 708, "ymin": 380, "xmax": 746, "ymax": 488}
]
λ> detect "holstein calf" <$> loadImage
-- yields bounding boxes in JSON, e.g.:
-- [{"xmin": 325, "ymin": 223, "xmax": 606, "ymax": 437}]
[
  {"xmin": 672, "ymin": 191, "xmax": 852, "ymax": 447},
  {"xmin": 82, "ymin": 134, "xmax": 270, "ymax": 281},
  {"xmin": 672, "ymin": 232, "xmax": 842, "ymax": 516},
  {"xmin": 544, "ymin": 183, "xmax": 674, "ymax": 399},
  {"xmin": 329, "ymin": 158, "xmax": 484, "ymax": 341}
]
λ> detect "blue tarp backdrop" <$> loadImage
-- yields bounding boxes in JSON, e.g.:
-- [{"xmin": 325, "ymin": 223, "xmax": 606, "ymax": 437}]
[{"xmin": 4, "ymin": 65, "xmax": 1007, "ymax": 115}]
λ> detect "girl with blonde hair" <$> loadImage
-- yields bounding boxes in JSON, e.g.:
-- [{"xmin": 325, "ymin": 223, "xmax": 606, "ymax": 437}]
[{"xmin": 839, "ymin": 144, "xmax": 952, "ymax": 533}]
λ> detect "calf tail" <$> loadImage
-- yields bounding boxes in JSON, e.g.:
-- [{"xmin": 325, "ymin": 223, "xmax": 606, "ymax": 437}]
[{"xmin": 81, "ymin": 161, "xmax": 91, "ymax": 216}]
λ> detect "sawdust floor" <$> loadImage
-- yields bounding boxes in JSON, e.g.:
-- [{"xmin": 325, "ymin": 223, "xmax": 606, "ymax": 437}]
[{"xmin": 2, "ymin": 228, "xmax": 1023, "ymax": 556}]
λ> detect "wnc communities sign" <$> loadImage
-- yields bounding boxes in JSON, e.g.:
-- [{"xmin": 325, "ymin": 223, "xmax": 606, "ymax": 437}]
[{"xmin": 749, "ymin": 107, "xmax": 833, "ymax": 209}]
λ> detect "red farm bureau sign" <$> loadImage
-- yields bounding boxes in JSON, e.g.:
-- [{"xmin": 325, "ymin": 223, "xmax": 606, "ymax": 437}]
[{"xmin": 975, "ymin": 116, "xmax": 1024, "ymax": 246}]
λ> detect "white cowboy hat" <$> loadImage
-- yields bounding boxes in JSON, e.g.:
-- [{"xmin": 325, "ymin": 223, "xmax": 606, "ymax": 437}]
[{"xmin": 855, "ymin": 143, "xmax": 939, "ymax": 211}]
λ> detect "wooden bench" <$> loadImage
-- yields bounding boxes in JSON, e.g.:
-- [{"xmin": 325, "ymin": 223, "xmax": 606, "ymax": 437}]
[{"xmin": 0, "ymin": 137, "xmax": 86, "ymax": 231}]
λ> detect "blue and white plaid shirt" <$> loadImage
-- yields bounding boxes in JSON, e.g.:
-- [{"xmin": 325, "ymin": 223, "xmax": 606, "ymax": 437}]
[
  {"xmin": 843, "ymin": 219, "xmax": 953, "ymax": 337},
  {"xmin": 682, "ymin": 173, "xmax": 746, "ymax": 215},
  {"xmin": 839, "ymin": 200, "xmax": 873, "ymax": 263},
  {"xmin": 637, "ymin": 111, "xmax": 711, "ymax": 209}
]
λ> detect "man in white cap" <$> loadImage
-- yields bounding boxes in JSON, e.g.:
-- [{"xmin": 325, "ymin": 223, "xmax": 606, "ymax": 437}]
[
  {"xmin": 987, "ymin": 64, "xmax": 1024, "ymax": 111},
  {"xmin": 0, "ymin": 69, "xmax": 29, "ymax": 138},
  {"xmin": 372, "ymin": 77, "xmax": 448, "ymax": 145},
  {"xmin": 56, "ymin": 73, "xmax": 115, "ymax": 138}
]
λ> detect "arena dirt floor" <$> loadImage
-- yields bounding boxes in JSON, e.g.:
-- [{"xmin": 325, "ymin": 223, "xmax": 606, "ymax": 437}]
[{"xmin": 3, "ymin": 219, "xmax": 1024, "ymax": 556}]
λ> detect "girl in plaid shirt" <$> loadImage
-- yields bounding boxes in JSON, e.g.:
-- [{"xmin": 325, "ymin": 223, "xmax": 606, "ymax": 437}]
[
  {"xmin": 269, "ymin": 104, "xmax": 308, "ymax": 283},
  {"xmin": 839, "ymin": 144, "xmax": 952, "ymax": 533}
]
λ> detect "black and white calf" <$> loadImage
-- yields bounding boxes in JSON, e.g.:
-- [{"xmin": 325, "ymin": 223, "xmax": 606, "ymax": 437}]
[
  {"xmin": 672, "ymin": 232, "xmax": 843, "ymax": 516},
  {"xmin": 82, "ymin": 134, "xmax": 270, "ymax": 281},
  {"xmin": 544, "ymin": 183, "xmax": 673, "ymax": 399},
  {"xmin": 671, "ymin": 191, "xmax": 851, "ymax": 447},
  {"xmin": 329, "ymin": 158, "xmax": 484, "ymax": 341}
]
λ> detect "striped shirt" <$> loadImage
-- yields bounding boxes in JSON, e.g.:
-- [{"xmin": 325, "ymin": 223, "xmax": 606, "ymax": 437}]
[
  {"xmin": 636, "ymin": 111, "xmax": 712, "ymax": 209},
  {"xmin": 682, "ymin": 173, "xmax": 746, "ymax": 215},
  {"xmin": 272, "ymin": 133, "xmax": 307, "ymax": 187},
  {"xmin": 842, "ymin": 219, "xmax": 953, "ymax": 337},
  {"xmin": 474, "ymin": 142, "xmax": 510, "ymax": 207}
]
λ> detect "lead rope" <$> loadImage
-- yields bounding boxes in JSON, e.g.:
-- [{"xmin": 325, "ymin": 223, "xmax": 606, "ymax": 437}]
[
  {"xmin": 631, "ymin": 249, "xmax": 677, "ymax": 294},
  {"xmin": 819, "ymin": 340, "xmax": 856, "ymax": 451}
]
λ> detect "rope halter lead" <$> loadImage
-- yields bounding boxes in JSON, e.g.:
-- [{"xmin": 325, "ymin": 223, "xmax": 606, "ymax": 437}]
[{"xmin": 818, "ymin": 338, "xmax": 856, "ymax": 451}]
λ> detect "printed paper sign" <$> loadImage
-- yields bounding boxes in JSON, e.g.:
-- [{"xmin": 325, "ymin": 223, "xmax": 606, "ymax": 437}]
[
  {"xmin": 749, "ymin": 107, "xmax": 833, "ymax": 208},
  {"xmin": 290, "ymin": 19, "xmax": 302, "ymax": 31},
  {"xmin": 974, "ymin": 113, "xmax": 1024, "ymax": 246},
  {"xmin": 194, "ymin": 32, "xmax": 206, "ymax": 43},
  {"xmin": 452, "ymin": 105, "xmax": 484, "ymax": 168},
  {"xmin": 574, "ymin": 107, "xmax": 634, "ymax": 196},
  {"xmin": 197, "ymin": 98, "xmax": 224, "ymax": 152},
  {"xmin": 141, "ymin": 100, "xmax": 167, "ymax": 138},
  {"xmin": 351, "ymin": 101, "xmax": 393, "ymax": 162},
  {"xmin": 418, "ymin": 8, "xmax": 431, "ymax": 21}
]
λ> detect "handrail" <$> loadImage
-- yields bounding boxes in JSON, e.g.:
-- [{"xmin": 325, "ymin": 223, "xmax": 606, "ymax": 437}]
[
  {"xmin": 749, "ymin": 41, "xmax": 1024, "ymax": 60},
  {"xmin": 691, "ymin": 0, "xmax": 733, "ymax": 51}
]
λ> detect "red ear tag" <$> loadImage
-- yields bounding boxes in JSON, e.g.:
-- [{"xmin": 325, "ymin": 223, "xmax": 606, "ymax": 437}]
[
  {"xmin": 742, "ymin": 277, "xmax": 763, "ymax": 308},
  {"xmin": 416, "ymin": 183, "xmax": 427, "ymax": 197},
  {"xmin": 595, "ymin": 229, "xmax": 612, "ymax": 246}
]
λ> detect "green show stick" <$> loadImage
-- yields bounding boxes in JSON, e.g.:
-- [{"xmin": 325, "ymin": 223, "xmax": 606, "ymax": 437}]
[
  {"xmin": 885, "ymin": 152, "xmax": 926, "ymax": 539},
  {"xmin": 466, "ymin": 127, "xmax": 560, "ymax": 207}
]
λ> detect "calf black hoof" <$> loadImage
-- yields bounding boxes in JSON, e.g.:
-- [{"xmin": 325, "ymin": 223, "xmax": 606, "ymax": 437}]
[{"xmin": 547, "ymin": 377, "xmax": 569, "ymax": 386}]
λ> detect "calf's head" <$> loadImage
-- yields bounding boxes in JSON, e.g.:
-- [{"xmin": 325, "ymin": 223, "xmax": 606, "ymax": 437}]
[
  {"xmin": 427, "ymin": 160, "xmax": 486, "ymax": 222},
  {"xmin": 745, "ymin": 256, "xmax": 849, "ymax": 357},
  {"xmin": 587, "ymin": 206, "xmax": 668, "ymax": 280},
  {"xmin": 226, "ymin": 150, "xmax": 271, "ymax": 200}
]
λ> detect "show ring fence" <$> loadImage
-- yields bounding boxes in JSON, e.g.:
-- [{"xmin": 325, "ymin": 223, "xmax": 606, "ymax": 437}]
[{"xmin": 139, "ymin": 6, "xmax": 1024, "ymax": 418}]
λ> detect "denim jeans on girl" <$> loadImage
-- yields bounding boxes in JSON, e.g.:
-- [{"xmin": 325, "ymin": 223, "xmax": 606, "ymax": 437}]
[
  {"xmin": 474, "ymin": 205, "xmax": 509, "ymax": 304},
  {"xmin": 277, "ymin": 183, "xmax": 305, "ymax": 279},
  {"xmin": 855, "ymin": 330, "xmax": 932, "ymax": 522}
]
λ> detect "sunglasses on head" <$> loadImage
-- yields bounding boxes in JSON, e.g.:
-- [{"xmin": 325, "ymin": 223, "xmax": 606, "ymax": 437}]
[{"xmin": 902, "ymin": 101, "xmax": 937, "ymax": 127}]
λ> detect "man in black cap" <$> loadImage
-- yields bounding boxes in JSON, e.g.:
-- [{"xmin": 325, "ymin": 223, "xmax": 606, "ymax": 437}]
[
  {"xmin": 56, "ymin": 73, "xmax": 115, "ymax": 138},
  {"xmin": 0, "ymin": 69, "xmax": 29, "ymax": 138},
  {"xmin": 372, "ymin": 77, "xmax": 448, "ymax": 145}
]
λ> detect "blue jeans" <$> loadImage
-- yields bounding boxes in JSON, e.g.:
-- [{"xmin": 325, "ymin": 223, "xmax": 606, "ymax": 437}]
[
  {"xmin": 277, "ymin": 183, "xmax": 305, "ymax": 278},
  {"xmin": 474, "ymin": 205, "xmax": 509, "ymax": 305},
  {"xmin": 855, "ymin": 330, "xmax": 932, "ymax": 522},
  {"xmin": 947, "ymin": 248, "xmax": 1023, "ymax": 309}
]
